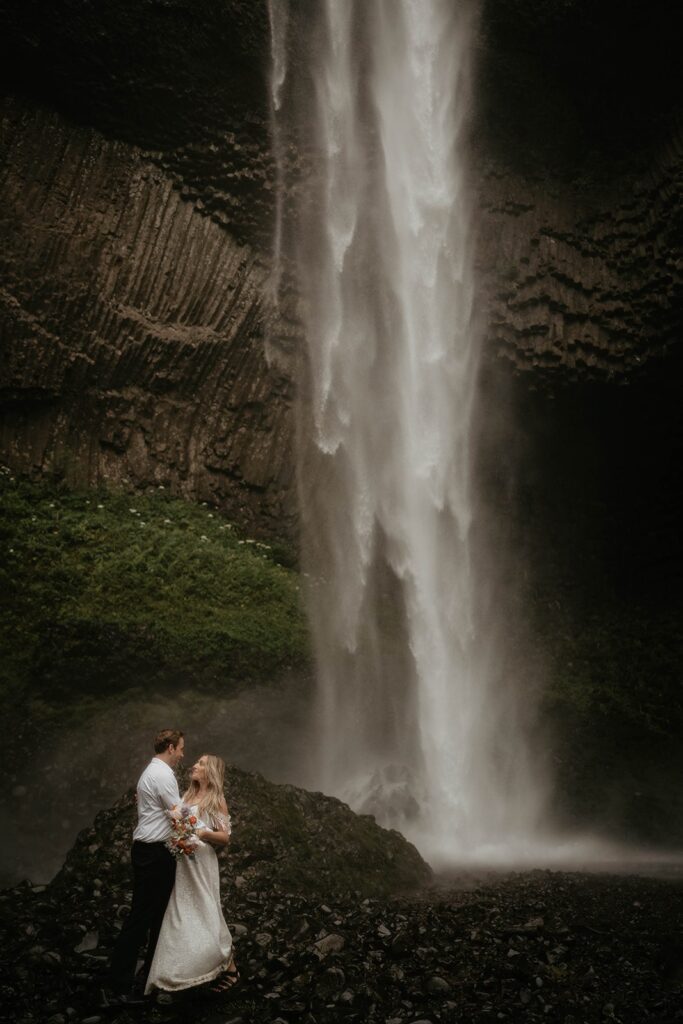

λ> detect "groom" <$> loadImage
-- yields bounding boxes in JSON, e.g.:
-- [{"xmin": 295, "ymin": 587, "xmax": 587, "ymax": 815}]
[{"xmin": 103, "ymin": 728, "xmax": 185, "ymax": 1007}]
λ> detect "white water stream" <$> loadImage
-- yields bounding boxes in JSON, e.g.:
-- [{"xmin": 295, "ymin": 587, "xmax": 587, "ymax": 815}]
[{"xmin": 269, "ymin": 1, "xmax": 551, "ymax": 864}]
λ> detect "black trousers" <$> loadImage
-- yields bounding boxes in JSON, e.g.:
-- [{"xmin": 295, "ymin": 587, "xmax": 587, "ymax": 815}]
[{"xmin": 109, "ymin": 840, "xmax": 176, "ymax": 994}]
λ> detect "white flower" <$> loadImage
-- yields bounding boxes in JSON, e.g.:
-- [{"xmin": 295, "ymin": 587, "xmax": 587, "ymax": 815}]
[
  {"xmin": 48, "ymin": 503, "xmax": 55, "ymax": 508},
  {"xmin": 208, "ymin": 513, "xmax": 214, "ymax": 518},
  {"xmin": 164, "ymin": 518, "xmax": 171, "ymax": 524},
  {"xmin": 129, "ymin": 508, "xmax": 137, "ymax": 514},
  {"xmin": 140, "ymin": 521, "xmax": 146, "ymax": 527},
  {"xmin": 31, "ymin": 516, "xmax": 36, "ymax": 521},
  {"xmin": 158, "ymin": 485, "xmax": 165, "ymax": 490},
  {"xmin": 200, "ymin": 535, "xmax": 209, "ymax": 542},
  {"xmin": 97, "ymin": 504, "xmax": 104, "ymax": 509}
]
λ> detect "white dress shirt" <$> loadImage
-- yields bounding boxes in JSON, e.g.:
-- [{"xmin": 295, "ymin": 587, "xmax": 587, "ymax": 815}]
[{"xmin": 133, "ymin": 757, "xmax": 181, "ymax": 843}]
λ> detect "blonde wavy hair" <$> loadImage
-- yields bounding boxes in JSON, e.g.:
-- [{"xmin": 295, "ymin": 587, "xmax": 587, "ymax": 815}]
[{"xmin": 182, "ymin": 754, "xmax": 227, "ymax": 825}]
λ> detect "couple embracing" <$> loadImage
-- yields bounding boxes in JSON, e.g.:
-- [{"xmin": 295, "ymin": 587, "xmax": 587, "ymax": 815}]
[{"xmin": 103, "ymin": 729, "xmax": 238, "ymax": 1008}]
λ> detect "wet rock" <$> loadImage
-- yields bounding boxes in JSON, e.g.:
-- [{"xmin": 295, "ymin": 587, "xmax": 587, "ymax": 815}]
[
  {"xmin": 292, "ymin": 972, "xmax": 313, "ymax": 990},
  {"xmin": 52, "ymin": 767, "xmax": 431, "ymax": 901},
  {"xmin": 74, "ymin": 931, "xmax": 99, "ymax": 953},
  {"xmin": 315, "ymin": 966, "xmax": 346, "ymax": 997},
  {"xmin": 3, "ymin": 815, "xmax": 683, "ymax": 1024},
  {"xmin": 426, "ymin": 975, "xmax": 451, "ymax": 993},
  {"xmin": 314, "ymin": 933, "xmax": 345, "ymax": 957},
  {"xmin": 390, "ymin": 930, "xmax": 411, "ymax": 957}
]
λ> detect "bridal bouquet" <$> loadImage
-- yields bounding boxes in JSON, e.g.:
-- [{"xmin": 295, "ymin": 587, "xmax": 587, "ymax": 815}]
[{"xmin": 166, "ymin": 803, "xmax": 200, "ymax": 860}]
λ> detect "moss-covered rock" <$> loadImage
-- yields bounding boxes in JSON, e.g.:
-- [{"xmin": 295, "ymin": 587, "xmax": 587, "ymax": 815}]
[{"xmin": 55, "ymin": 764, "xmax": 432, "ymax": 900}]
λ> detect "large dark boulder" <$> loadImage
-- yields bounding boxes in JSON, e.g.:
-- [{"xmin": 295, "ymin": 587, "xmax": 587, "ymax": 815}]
[{"xmin": 54, "ymin": 765, "xmax": 432, "ymax": 900}]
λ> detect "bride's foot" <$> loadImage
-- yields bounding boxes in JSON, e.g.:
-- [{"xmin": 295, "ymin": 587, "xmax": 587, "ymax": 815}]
[{"xmin": 210, "ymin": 958, "xmax": 240, "ymax": 994}]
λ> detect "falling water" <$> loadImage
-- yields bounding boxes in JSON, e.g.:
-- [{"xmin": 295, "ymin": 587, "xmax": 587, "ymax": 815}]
[{"xmin": 270, "ymin": 1, "xmax": 548, "ymax": 863}]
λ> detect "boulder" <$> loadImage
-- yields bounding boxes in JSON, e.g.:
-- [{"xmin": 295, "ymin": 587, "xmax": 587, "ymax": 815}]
[{"xmin": 53, "ymin": 764, "xmax": 432, "ymax": 900}]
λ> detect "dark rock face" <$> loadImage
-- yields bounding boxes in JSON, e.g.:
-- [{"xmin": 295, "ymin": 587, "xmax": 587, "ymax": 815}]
[
  {"xmin": 0, "ymin": 97, "xmax": 294, "ymax": 536},
  {"xmin": 478, "ymin": 136, "xmax": 683, "ymax": 381},
  {"xmin": 0, "ymin": 0, "xmax": 274, "ymax": 244},
  {"xmin": 0, "ymin": 0, "xmax": 293, "ymax": 534},
  {"xmin": 1, "ymin": 0, "xmax": 682, "ymax": 531},
  {"xmin": 475, "ymin": 0, "xmax": 683, "ymax": 382}
]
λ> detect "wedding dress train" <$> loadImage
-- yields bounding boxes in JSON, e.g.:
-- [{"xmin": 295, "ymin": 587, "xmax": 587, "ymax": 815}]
[{"xmin": 145, "ymin": 808, "xmax": 233, "ymax": 993}]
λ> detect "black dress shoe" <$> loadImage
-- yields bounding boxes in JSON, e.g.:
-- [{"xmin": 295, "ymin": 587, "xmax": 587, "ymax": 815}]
[{"xmin": 99, "ymin": 987, "xmax": 146, "ymax": 1009}]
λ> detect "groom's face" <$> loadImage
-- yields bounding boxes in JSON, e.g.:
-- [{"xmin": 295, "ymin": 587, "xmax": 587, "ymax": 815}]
[{"xmin": 169, "ymin": 736, "xmax": 185, "ymax": 767}]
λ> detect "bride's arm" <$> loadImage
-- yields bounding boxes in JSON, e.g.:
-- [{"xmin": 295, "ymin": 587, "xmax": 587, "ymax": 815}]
[
  {"xmin": 197, "ymin": 827, "xmax": 230, "ymax": 848},
  {"xmin": 197, "ymin": 800, "xmax": 231, "ymax": 848}
]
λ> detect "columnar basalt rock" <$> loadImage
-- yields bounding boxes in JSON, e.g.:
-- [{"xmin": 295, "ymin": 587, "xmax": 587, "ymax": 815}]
[
  {"xmin": 0, "ymin": 98, "xmax": 294, "ymax": 536},
  {"xmin": 478, "ymin": 129, "xmax": 683, "ymax": 382},
  {"xmin": 0, "ymin": 0, "xmax": 681, "ymax": 537}
]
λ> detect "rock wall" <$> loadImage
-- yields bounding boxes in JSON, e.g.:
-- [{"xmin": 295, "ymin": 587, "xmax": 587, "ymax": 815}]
[
  {"xmin": 0, "ymin": 97, "xmax": 294, "ymax": 536},
  {"xmin": 479, "ymin": 134, "xmax": 683, "ymax": 382},
  {"xmin": 0, "ymin": 0, "xmax": 681, "ymax": 536}
]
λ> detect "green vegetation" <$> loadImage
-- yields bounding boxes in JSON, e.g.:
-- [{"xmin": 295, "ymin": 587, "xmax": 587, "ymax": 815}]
[
  {"xmin": 530, "ymin": 586, "xmax": 683, "ymax": 840},
  {"xmin": 0, "ymin": 471, "xmax": 309, "ymax": 730},
  {"xmin": 538, "ymin": 600, "xmax": 682, "ymax": 736}
]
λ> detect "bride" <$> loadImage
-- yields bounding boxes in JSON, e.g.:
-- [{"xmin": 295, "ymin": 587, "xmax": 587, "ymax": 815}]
[{"xmin": 145, "ymin": 754, "xmax": 239, "ymax": 995}]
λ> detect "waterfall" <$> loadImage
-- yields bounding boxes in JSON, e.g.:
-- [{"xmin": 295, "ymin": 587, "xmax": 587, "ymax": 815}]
[{"xmin": 270, "ymin": 0, "xmax": 547, "ymax": 864}]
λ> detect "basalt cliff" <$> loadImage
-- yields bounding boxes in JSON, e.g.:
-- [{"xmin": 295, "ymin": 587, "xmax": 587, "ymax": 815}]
[{"xmin": 1, "ymin": 0, "xmax": 681, "ymax": 538}]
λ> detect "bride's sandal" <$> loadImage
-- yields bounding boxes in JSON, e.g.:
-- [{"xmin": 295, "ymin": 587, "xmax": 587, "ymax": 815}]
[{"xmin": 210, "ymin": 959, "xmax": 240, "ymax": 994}]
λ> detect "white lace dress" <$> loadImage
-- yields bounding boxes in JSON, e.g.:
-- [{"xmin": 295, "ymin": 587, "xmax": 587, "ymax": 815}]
[{"xmin": 145, "ymin": 806, "xmax": 233, "ymax": 993}]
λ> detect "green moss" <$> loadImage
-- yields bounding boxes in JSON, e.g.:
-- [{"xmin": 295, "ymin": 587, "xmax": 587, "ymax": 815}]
[
  {"xmin": 535, "ymin": 597, "xmax": 682, "ymax": 737},
  {"xmin": 0, "ymin": 471, "xmax": 309, "ymax": 724},
  {"xmin": 529, "ymin": 584, "xmax": 683, "ymax": 839}
]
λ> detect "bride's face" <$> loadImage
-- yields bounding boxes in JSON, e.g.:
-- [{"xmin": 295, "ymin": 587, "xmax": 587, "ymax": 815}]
[{"xmin": 190, "ymin": 756, "xmax": 208, "ymax": 783}]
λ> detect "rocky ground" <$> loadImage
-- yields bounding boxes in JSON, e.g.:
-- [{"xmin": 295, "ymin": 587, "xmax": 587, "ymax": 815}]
[{"xmin": 1, "ymin": 770, "xmax": 681, "ymax": 1024}]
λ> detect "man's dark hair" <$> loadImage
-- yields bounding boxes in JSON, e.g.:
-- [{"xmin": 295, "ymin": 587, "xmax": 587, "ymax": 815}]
[{"xmin": 154, "ymin": 729, "xmax": 184, "ymax": 754}]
